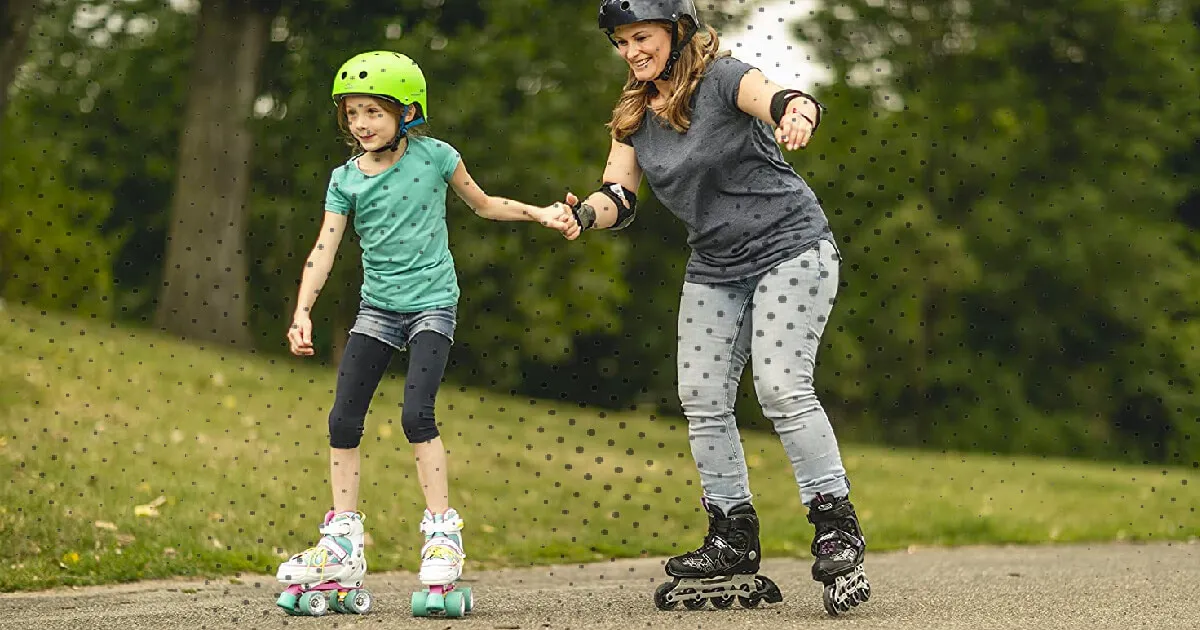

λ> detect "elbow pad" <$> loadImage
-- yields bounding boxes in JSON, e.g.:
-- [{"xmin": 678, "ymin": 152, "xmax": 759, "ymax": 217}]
[{"xmin": 598, "ymin": 182, "xmax": 638, "ymax": 230}]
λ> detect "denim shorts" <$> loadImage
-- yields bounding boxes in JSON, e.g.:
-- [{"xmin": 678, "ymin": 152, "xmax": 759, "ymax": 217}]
[{"xmin": 349, "ymin": 301, "xmax": 457, "ymax": 350}]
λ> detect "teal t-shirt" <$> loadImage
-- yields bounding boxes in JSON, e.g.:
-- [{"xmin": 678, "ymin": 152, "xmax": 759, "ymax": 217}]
[{"xmin": 325, "ymin": 136, "xmax": 462, "ymax": 313}]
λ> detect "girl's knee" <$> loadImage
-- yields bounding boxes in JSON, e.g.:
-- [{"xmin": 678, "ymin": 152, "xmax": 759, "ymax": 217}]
[
  {"xmin": 329, "ymin": 410, "xmax": 366, "ymax": 448},
  {"xmin": 401, "ymin": 409, "xmax": 439, "ymax": 443}
]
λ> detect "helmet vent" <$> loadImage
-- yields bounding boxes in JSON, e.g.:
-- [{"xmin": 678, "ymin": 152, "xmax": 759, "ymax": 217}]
[{"xmin": 359, "ymin": 71, "xmax": 368, "ymax": 78}]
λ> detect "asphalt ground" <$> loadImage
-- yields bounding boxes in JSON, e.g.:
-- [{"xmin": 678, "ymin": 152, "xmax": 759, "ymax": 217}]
[{"xmin": 2, "ymin": 541, "xmax": 1196, "ymax": 630}]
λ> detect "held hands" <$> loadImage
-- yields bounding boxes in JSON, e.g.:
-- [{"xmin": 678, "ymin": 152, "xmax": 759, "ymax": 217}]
[
  {"xmin": 287, "ymin": 314, "xmax": 315, "ymax": 356},
  {"xmin": 526, "ymin": 200, "xmax": 582, "ymax": 241},
  {"xmin": 775, "ymin": 97, "xmax": 818, "ymax": 151}
]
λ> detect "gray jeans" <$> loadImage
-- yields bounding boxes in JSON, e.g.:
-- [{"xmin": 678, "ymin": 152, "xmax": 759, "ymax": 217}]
[{"xmin": 676, "ymin": 240, "xmax": 849, "ymax": 513}]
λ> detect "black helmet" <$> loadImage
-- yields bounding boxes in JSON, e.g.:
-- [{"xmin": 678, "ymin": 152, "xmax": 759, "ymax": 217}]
[{"xmin": 597, "ymin": 0, "xmax": 701, "ymax": 80}]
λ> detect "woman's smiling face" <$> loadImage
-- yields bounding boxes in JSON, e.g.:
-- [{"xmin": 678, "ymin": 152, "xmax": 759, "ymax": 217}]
[{"xmin": 612, "ymin": 22, "xmax": 673, "ymax": 81}]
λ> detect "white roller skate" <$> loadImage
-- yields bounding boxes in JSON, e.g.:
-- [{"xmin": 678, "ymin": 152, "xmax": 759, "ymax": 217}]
[
  {"xmin": 275, "ymin": 511, "xmax": 372, "ymax": 616},
  {"xmin": 411, "ymin": 507, "xmax": 473, "ymax": 617}
]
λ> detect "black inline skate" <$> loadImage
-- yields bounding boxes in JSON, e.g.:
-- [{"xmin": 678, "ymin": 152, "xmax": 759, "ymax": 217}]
[
  {"xmin": 653, "ymin": 499, "xmax": 783, "ymax": 611},
  {"xmin": 807, "ymin": 493, "xmax": 870, "ymax": 615}
]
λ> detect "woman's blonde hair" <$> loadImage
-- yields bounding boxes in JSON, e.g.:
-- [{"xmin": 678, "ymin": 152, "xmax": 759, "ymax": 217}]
[
  {"xmin": 336, "ymin": 96, "xmax": 427, "ymax": 153},
  {"xmin": 607, "ymin": 20, "xmax": 728, "ymax": 141}
]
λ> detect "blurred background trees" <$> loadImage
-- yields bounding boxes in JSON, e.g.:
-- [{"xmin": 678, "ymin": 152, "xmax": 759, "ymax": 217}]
[{"xmin": 2, "ymin": 0, "xmax": 1196, "ymax": 466}]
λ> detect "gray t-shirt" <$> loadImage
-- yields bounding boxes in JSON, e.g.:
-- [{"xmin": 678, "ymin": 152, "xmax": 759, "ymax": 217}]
[{"xmin": 623, "ymin": 56, "xmax": 833, "ymax": 283}]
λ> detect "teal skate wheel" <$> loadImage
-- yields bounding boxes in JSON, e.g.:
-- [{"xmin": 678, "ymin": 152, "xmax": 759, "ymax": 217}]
[
  {"xmin": 344, "ymin": 589, "xmax": 372, "ymax": 614},
  {"xmin": 426, "ymin": 590, "xmax": 445, "ymax": 613},
  {"xmin": 459, "ymin": 586, "xmax": 473, "ymax": 613},
  {"xmin": 325, "ymin": 591, "xmax": 346, "ymax": 613},
  {"xmin": 298, "ymin": 590, "xmax": 328, "ymax": 616},
  {"xmin": 411, "ymin": 591, "xmax": 428, "ymax": 617},
  {"xmin": 444, "ymin": 591, "xmax": 466, "ymax": 618},
  {"xmin": 276, "ymin": 591, "xmax": 301, "ymax": 615}
]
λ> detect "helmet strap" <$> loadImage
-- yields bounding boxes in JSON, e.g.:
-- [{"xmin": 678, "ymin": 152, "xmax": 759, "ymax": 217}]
[
  {"xmin": 367, "ymin": 104, "xmax": 424, "ymax": 153},
  {"xmin": 656, "ymin": 19, "xmax": 696, "ymax": 81}
]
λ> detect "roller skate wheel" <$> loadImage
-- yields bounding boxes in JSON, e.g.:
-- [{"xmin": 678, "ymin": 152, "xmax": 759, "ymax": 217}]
[
  {"xmin": 444, "ymin": 590, "xmax": 467, "ymax": 618},
  {"xmin": 344, "ymin": 589, "xmax": 372, "ymax": 614},
  {"xmin": 683, "ymin": 595, "xmax": 707, "ymax": 610},
  {"xmin": 459, "ymin": 586, "xmax": 474, "ymax": 613},
  {"xmin": 737, "ymin": 593, "xmax": 761, "ymax": 609},
  {"xmin": 653, "ymin": 581, "xmax": 678, "ymax": 611},
  {"xmin": 411, "ymin": 591, "xmax": 429, "ymax": 617},
  {"xmin": 298, "ymin": 590, "xmax": 328, "ymax": 616}
]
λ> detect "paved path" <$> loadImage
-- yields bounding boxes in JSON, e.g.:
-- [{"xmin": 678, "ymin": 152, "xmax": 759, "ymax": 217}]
[{"xmin": 2, "ymin": 542, "xmax": 1196, "ymax": 630}]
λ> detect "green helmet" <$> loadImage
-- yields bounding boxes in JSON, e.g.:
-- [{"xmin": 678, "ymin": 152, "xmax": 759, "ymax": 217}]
[{"xmin": 331, "ymin": 51, "xmax": 428, "ymax": 120}]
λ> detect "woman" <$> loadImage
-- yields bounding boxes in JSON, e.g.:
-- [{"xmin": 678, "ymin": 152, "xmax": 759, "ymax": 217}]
[{"xmin": 560, "ymin": 0, "xmax": 871, "ymax": 616}]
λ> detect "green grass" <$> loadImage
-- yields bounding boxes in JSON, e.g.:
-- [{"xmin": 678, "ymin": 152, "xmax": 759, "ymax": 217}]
[{"xmin": 1, "ymin": 303, "xmax": 1196, "ymax": 592}]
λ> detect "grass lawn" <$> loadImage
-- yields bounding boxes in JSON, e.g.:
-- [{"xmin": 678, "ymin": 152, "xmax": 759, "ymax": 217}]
[{"xmin": 1, "ymin": 303, "xmax": 1196, "ymax": 592}]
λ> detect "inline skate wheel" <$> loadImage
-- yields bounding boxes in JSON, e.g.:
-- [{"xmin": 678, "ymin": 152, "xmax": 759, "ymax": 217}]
[
  {"xmin": 737, "ymin": 593, "xmax": 761, "ymax": 609},
  {"xmin": 683, "ymin": 595, "xmax": 707, "ymax": 610},
  {"xmin": 712, "ymin": 594, "xmax": 736, "ymax": 609},
  {"xmin": 298, "ymin": 590, "xmax": 328, "ymax": 616},
  {"xmin": 823, "ymin": 583, "xmax": 850, "ymax": 616},
  {"xmin": 653, "ymin": 582, "xmax": 678, "ymax": 611}
]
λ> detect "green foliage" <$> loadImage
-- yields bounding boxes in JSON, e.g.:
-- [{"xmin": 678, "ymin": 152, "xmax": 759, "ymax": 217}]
[
  {"xmin": 5, "ymin": 0, "xmax": 1198, "ymax": 465},
  {"xmin": 796, "ymin": 0, "xmax": 1200, "ymax": 463},
  {"xmin": 0, "ymin": 118, "xmax": 120, "ymax": 318}
]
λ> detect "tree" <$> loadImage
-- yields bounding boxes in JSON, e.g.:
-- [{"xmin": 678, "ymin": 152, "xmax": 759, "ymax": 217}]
[
  {"xmin": 154, "ymin": 0, "xmax": 280, "ymax": 345},
  {"xmin": 0, "ymin": 0, "xmax": 38, "ymax": 119},
  {"xmin": 796, "ymin": 0, "xmax": 1200, "ymax": 463}
]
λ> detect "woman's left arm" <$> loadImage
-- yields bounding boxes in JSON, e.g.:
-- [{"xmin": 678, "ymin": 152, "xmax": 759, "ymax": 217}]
[{"xmin": 736, "ymin": 68, "xmax": 823, "ymax": 151}]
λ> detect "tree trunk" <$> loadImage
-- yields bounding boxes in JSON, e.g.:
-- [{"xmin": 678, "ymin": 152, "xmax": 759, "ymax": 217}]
[
  {"xmin": 155, "ymin": 0, "xmax": 274, "ymax": 346},
  {"xmin": 0, "ymin": 0, "xmax": 38, "ymax": 120}
]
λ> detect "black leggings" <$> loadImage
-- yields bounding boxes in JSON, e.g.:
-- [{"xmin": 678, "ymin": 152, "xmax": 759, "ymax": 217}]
[{"xmin": 327, "ymin": 331, "xmax": 451, "ymax": 448}]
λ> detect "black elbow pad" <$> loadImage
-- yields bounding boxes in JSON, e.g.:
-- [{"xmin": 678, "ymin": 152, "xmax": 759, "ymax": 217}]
[{"xmin": 599, "ymin": 182, "xmax": 638, "ymax": 230}]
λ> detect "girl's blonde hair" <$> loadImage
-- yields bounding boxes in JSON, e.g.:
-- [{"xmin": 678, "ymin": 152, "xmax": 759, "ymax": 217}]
[
  {"xmin": 607, "ymin": 20, "xmax": 728, "ymax": 141},
  {"xmin": 336, "ymin": 96, "xmax": 427, "ymax": 153}
]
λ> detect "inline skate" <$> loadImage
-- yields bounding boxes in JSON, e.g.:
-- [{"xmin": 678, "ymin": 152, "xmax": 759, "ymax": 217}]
[
  {"xmin": 653, "ymin": 499, "xmax": 783, "ymax": 611},
  {"xmin": 807, "ymin": 493, "xmax": 870, "ymax": 615}
]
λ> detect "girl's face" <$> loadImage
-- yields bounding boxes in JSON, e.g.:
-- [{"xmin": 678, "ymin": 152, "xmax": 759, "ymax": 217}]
[
  {"xmin": 342, "ymin": 95, "xmax": 403, "ymax": 151},
  {"xmin": 612, "ymin": 22, "xmax": 673, "ymax": 82}
]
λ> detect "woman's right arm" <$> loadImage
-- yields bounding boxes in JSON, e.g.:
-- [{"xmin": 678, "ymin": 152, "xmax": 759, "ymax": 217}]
[
  {"xmin": 566, "ymin": 138, "xmax": 643, "ymax": 235},
  {"xmin": 288, "ymin": 211, "xmax": 348, "ymax": 355}
]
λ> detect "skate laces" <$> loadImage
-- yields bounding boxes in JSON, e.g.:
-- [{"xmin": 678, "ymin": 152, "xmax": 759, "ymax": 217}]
[
  {"xmin": 294, "ymin": 511, "xmax": 362, "ymax": 566},
  {"xmin": 420, "ymin": 509, "xmax": 465, "ymax": 561}
]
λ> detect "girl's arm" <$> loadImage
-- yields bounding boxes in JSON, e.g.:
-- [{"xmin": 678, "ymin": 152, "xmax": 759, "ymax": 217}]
[
  {"xmin": 449, "ymin": 160, "xmax": 570, "ymax": 226},
  {"xmin": 736, "ymin": 68, "xmax": 822, "ymax": 151},
  {"xmin": 288, "ymin": 211, "xmax": 348, "ymax": 355}
]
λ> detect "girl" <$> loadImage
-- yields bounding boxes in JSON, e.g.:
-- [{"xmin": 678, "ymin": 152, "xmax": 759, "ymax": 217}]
[
  {"xmin": 559, "ymin": 0, "xmax": 871, "ymax": 616},
  {"xmin": 274, "ymin": 50, "xmax": 573, "ymax": 618}
]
